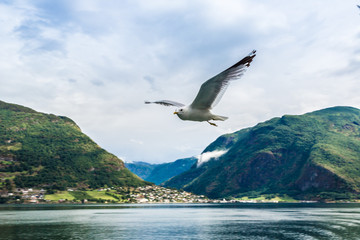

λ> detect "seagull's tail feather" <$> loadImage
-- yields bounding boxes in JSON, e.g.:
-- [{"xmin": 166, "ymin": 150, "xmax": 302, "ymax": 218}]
[{"xmin": 212, "ymin": 115, "xmax": 228, "ymax": 121}]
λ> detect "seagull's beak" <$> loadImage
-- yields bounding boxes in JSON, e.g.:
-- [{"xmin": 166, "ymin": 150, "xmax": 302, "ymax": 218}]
[{"xmin": 173, "ymin": 111, "xmax": 178, "ymax": 115}]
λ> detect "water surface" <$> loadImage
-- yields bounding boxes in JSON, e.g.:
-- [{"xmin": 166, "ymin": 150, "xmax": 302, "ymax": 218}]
[{"xmin": 1, "ymin": 203, "xmax": 360, "ymax": 239}]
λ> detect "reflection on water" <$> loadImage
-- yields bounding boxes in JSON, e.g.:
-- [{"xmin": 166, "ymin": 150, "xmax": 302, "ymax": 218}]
[{"xmin": 1, "ymin": 203, "xmax": 360, "ymax": 239}]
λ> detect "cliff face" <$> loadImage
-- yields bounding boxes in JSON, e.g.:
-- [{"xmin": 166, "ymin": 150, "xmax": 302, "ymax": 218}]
[
  {"xmin": 165, "ymin": 106, "xmax": 360, "ymax": 199},
  {"xmin": 0, "ymin": 100, "xmax": 146, "ymax": 190}
]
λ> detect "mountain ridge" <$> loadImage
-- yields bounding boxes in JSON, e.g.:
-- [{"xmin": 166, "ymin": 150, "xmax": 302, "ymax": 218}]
[{"xmin": 164, "ymin": 106, "xmax": 360, "ymax": 200}]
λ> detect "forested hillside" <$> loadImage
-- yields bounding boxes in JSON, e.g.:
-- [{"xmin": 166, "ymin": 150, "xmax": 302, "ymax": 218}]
[
  {"xmin": 165, "ymin": 106, "xmax": 360, "ymax": 200},
  {"xmin": 0, "ymin": 100, "xmax": 146, "ymax": 191}
]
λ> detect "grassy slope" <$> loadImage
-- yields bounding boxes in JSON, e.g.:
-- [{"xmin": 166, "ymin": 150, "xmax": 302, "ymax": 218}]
[
  {"xmin": 44, "ymin": 190, "xmax": 118, "ymax": 202},
  {"xmin": 0, "ymin": 100, "xmax": 146, "ymax": 190},
  {"xmin": 307, "ymin": 107, "xmax": 360, "ymax": 191},
  {"xmin": 44, "ymin": 191, "xmax": 76, "ymax": 201}
]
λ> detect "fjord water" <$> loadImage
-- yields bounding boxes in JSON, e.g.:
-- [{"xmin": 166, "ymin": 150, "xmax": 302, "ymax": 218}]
[{"xmin": 1, "ymin": 203, "xmax": 360, "ymax": 240}]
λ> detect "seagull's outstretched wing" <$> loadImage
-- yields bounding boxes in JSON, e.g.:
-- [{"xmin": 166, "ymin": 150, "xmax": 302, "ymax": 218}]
[
  {"xmin": 190, "ymin": 50, "xmax": 256, "ymax": 110},
  {"xmin": 145, "ymin": 100, "xmax": 185, "ymax": 107}
]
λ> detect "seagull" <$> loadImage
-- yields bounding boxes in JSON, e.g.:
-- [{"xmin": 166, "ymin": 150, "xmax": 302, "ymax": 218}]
[{"xmin": 145, "ymin": 50, "xmax": 256, "ymax": 126}]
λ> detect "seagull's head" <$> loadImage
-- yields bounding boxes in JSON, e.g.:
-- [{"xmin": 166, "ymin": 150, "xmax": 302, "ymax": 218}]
[
  {"xmin": 173, "ymin": 107, "xmax": 188, "ymax": 120},
  {"xmin": 173, "ymin": 107, "xmax": 184, "ymax": 115}
]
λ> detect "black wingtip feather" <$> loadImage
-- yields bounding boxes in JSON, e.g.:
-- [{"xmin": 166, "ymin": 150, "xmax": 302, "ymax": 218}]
[{"xmin": 226, "ymin": 49, "xmax": 257, "ymax": 71}]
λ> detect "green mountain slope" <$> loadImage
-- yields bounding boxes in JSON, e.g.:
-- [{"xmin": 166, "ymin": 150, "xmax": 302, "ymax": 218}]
[
  {"xmin": 126, "ymin": 157, "xmax": 197, "ymax": 185},
  {"xmin": 164, "ymin": 106, "xmax": 360, "ymax": 200},
  {"xmin": 0, "ymin": 100, "xmax": 146, "ymax": 190}
]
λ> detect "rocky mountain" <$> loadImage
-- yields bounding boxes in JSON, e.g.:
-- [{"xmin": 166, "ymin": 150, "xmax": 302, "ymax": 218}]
[
  {"xmin": 126, "ymin": 157, "xmax": 197, "ymax": 185},
  {"xmin": 0, "ymin": 100, "xmax": 146, "ymax": 191},
  {"xmin": 164, "ymin": 106, "xmax": 360, "ymax": 200}
]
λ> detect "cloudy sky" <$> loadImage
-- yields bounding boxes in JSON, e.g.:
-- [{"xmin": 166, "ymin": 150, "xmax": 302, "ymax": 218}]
[{"xmin": 1, "ymin": 0, "xmax": 360, "ymax": 163}]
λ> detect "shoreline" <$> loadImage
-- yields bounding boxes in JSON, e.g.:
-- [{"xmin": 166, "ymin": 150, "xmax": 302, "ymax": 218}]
[
  {"xmin": 2, "ymin": 186, "xmax": 360, "ymax": 205},
  {"xmin": 2, "ymin": 199, "xmax": 360, "ymax": 205}
]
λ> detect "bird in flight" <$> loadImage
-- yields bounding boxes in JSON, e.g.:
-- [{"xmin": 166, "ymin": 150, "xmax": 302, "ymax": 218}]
[{"xmin": 145, "ymin": 50, "xmax": 256, "ymax": 126}]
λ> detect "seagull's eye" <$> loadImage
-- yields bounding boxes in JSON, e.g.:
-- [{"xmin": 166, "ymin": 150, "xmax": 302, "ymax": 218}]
[{"xmin": 180, "ymin": 109, "xmax": 183, "ymax": 112}]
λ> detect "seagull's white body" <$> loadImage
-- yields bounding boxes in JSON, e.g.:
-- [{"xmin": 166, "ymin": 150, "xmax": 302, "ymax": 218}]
[
  {"xmin": 175, "ymin": 106, "xmax": 228, "ymax": 122},
  {"xmin": 145, "ymin": 50, "xmax": 256, "ymax": 126}
]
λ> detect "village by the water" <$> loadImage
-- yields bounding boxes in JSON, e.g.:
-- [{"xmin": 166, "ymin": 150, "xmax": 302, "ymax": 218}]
[{"xmin": 1, "ymin": 185, "xmax": 285, "ymax": 204}]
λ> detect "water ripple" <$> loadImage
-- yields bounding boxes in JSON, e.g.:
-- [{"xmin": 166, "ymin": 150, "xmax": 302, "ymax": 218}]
[{"xmin": 1, "ymin": 203, "xmax": 360, "ymax": 239}]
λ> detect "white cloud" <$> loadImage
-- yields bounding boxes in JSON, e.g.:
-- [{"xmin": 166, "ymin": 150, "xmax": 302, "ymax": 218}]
[
  {"xmin": 196, "ymin": 150, "xmax": 228, "ymax": 167},
  {"xmin": 130, "ymin": 139, "xmax": 144, "ymax": 145},
  {"xmin": 1, "ymin": 0, "xmax": 360, "ymax": 164},
  {"xmin": 199, "ymin": 0, "xmax": 288, "ymax": 32}
]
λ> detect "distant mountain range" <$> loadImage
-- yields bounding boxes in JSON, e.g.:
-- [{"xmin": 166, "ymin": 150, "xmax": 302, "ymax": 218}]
[
  {"xmin": 164, "ymin": 106, "xmax": 360, "ymax": 200},
  {"xmin": 125, "ymin": 157, "xmax": 197, "ymax": 185},
  {"xmin": 0, "ymin": 100, "xmax": 146, "ymax": 191}
]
